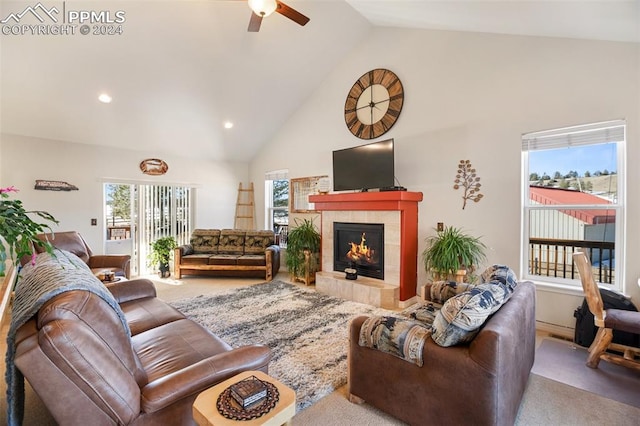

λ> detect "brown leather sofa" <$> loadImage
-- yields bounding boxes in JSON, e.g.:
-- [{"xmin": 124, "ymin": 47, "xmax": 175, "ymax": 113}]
[
  {"xmin": 33, "ymin": 231, "xmax": 131, "ymax": 278},
  {"xmin": 348, "ymin": 280, "xmax": 536, "ymax": 426},
  {"xmin": 13, "ymin": 278, "xmax": 272, "ymax": 425},
  {"xmin": 174, "ymin": 229, "xmax": 280, "ymax": 280}
]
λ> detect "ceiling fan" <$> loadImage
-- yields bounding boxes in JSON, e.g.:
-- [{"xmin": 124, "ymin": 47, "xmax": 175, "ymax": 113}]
[{"xmin": 246, "ymin": 0, "xmax": 310, "ymax": 32}]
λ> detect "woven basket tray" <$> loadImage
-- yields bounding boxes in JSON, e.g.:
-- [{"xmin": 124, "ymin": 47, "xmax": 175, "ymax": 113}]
[{"xmin": 216, "ymin": 379, "xmax": 280, "ymax": 421}]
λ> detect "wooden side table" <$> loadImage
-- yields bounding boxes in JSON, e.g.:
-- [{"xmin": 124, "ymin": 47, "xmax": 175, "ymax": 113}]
[{"xmin": 193, "ymin": 370, "xmax": 296, "ymax": 426}]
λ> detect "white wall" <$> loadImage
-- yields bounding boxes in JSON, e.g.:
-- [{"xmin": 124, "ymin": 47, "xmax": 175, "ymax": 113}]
[
  {"xmin": 0, "ymin": 133, "xmax": 248, "ymax": 254},
  {"xmin": 250, "ymin": 27, "xmax": 640, "ymax": 331}
]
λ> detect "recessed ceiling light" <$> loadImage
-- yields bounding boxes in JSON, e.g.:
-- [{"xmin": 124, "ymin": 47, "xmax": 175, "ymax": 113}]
[
  {"xmin": 224, "ymin": 121, "xmax": 234, "ymax": 129},
  {"xmin": 98, "ymin": 93, "xmax": 112, "ymax": 104}
]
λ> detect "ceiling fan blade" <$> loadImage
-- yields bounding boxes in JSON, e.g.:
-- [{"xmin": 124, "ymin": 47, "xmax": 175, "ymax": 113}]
[
  {"xmin": 275, "ymin": 1, "xmax": 310, "ymax": 26},
  {"xmin": 248, "ymin": 12, "xmax": 262, "ymax": 32}
]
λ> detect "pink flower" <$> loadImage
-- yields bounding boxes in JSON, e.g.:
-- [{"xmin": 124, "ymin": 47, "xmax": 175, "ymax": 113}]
[
  {"xmin": 0, "ymin": 186, "xmax": 18, "ymax": 194},
  {"xmin": 31, "ymin": 252, "xmax": 37, "ymax": 265}
]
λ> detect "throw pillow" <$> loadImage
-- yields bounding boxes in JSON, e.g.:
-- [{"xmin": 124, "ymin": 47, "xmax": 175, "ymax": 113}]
[
  {"xmin": 244, "ymin": 230, "xmax": 275, "ymax": 254},
  {"xmin": 431, "ymin": 279, "xmax": 513, "ymax": 347},
  {"xmin": 219, "ymin": 229, "xmax": 246, "ymax": 255},
  {"xmin": 403, "ymin": 302, "xmax": 439, "ymax": 327},
  {"xmin": 191, "ymin": 229, "xmax": 221, "ymax": 254},
  {"xmin": 480, "ymin": 264, "xmax": 518, "ymax": 292},
  {"xmin": 429, "ymin": 280, "xmax": 476, "ymax": 304}
]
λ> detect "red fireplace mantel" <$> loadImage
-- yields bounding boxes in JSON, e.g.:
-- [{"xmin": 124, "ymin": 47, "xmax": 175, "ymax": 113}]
[{"xmin": 309, "ymin": 191, "xmax": 423, "ymax": 301}]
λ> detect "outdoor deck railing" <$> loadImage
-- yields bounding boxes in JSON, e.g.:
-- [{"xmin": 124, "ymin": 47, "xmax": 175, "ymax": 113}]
[
  {"xmin": 529, "ymin": 238, "xmax": 615, "ymax": 284},
  {"xmin": 275, "ymin": 224, "xmax": 288, "ymax": 248}
]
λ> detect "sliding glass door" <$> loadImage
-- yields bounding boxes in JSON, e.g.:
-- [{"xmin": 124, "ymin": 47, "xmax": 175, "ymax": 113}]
[
  {"xmin": 137, "ymin": 184, "xmax": 193, "ymax": 275},
  {"xmin": 105, "ymin": 183, "xmax": 194, "ymax": 276}
]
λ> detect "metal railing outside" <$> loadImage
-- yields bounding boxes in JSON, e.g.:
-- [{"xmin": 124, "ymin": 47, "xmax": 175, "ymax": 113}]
[{"xmin": 529, "ymin": 238, "xmax": 615, "ymax": 284}]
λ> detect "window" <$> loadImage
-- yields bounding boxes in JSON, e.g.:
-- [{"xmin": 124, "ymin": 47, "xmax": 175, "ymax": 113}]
[
  {"xmin": 105, "ymin": 183, "xmax": 132, "ymax": 240},
  {"xmin": 521, "ymin": 120, "xmax": 625, "ymax": 291},
  {"xmin": 265, "ymin": 170, "xmax": 289, "ymax": 247}
]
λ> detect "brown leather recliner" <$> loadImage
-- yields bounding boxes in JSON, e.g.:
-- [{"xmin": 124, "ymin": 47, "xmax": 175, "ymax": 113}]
[
  {"xmin": 33, "ymin": 231, "xmax": 131, "ymax": 278},
  {"xmin": 13, "ymin": 278, "xmax": 272, "ymax": 425}
]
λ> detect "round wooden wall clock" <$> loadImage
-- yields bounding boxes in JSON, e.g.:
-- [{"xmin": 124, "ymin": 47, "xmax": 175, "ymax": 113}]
[{"xmin": 344, "ymin": 68, "xmax": 404, "ymax": 139}]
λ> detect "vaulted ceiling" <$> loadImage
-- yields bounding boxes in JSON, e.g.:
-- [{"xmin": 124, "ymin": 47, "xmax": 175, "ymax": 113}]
[{"xmin": 1, "ymin": 1, "xmax": 638, "ymax": 162}]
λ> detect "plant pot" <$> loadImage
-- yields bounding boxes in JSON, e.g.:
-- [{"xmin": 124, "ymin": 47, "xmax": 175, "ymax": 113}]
[
  {"xmin": 290, "ymin": 249, "xmax": 317, "ymax": 285},
  {"xmin": 159, "ymin": 262, "xmax": 171, "ymax": 278},
  {"xmin": 431, "ymin": 268, "xmax": 467, "ymax": 283}
]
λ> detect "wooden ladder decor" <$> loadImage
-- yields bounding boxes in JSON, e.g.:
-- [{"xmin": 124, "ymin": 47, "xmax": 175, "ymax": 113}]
[{"xmin": 234, "ymin": 182, "xmax": 256, "ymax": 230}]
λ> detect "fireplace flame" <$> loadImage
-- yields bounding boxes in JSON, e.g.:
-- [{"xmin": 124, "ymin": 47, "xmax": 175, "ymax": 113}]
[{"xmin": 346, "ymin": 233, "xmax": 376, "ymax": 264}]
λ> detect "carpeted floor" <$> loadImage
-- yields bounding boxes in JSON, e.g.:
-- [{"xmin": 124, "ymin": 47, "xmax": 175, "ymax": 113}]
[
  {"xmin": 169, "ymin": 279, "xmax": 395, "ymax": 411},
  {"xmin": 532, "ymin": 337, "xmax": 640, "ymax": 409}
]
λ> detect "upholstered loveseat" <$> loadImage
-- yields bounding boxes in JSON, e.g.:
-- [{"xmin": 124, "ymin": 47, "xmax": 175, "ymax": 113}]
[
  {"xmin": 174, "ymin": 229, "xmax": 280, "ymax": 280},
  {"xmin": 8, "ymin": 250, "xmax": 272, "ymax": 425},
  {"xmin": 348, "ymin": 267, "xmax": 536, "ymax": 426}
]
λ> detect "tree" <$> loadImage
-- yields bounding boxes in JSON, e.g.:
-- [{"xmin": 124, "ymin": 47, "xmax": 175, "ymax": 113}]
[
  {"xmin": 602, "ymin": 169, "xmax": 610, "ymax": 176},
  {"xmin": 554, "ymin": 171, "xmax": 562, "ymax": 179},
  {"xmin": 559, "ymin": 179, "xmax": 570, "ymax": 189},
  {"xmin": 272, "ymin": 180, "xmax": 289, "ymax": 226},
  {"xmin": 107, "ymin": 184, "xmax": 131, "ymax": 223},
  {"xmin": 529, "ymin": 172, "xmax": 540, "ymax": 181},
  {"xmin": 541, "ymin": 173, "xmax": 551, "ymax": 180},
  {"xmin": 584, "ymin": 171, "xmax": 591, "ymax": 177},
  {"xmin": 273, "ymin": 180, "xmax": 289, "ymax": 208}
]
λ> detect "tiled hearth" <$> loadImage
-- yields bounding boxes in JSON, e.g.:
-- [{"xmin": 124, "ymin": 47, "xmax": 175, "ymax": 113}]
[{"xmin": 309, "ymin": 191, "xmax": 423, "ymax": 309}]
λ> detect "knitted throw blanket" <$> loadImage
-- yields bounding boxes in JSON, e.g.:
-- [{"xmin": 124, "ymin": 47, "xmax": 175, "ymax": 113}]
[
  {"xmin": 4, "ymin": 250, "xmax": 131, "ymax": 426},
  {"xmin": 359, "ymin": 316, "xmax": 432, "ymax": 367}
]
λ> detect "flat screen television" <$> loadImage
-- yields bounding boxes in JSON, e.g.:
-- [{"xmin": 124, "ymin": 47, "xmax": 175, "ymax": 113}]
[{"xmin": 332, "ymin": 139, "xmax": 395, "ymax": 191}]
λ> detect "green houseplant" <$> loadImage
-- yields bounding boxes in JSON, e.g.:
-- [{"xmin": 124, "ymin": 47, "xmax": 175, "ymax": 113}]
[
  {"xmin": 422, "ymin": 225, "xmax": 487, "ymax": 283},
  {"xmin": 285, "ymin": 218, "xmax": 321, "ymax": 285},
  {"xmin": 0, "ymin": 186, "xmax": 58, "ymax": 275},
  {"xmin": 148, "ymin": 236, "xmax": 177, "ymax": 278}
]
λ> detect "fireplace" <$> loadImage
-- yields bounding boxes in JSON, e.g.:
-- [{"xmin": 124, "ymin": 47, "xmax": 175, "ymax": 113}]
[
  {"xmin": 310, "ymin": 191, "xmax": 423, "ymax": 308},
  {"xmin": 333, "ymin": 222, "xmax": 384, "ymax": 280}
]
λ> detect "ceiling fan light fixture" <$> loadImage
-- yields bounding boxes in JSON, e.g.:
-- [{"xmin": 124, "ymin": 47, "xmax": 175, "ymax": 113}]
[{"xmin": 248, "ymin": 0, "xmax": 277, "ymax": 17}]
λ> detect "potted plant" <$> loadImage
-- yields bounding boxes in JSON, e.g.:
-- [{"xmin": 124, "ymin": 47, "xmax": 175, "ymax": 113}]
[
  {"xmin": 148, "ymin": 236, "xmax": 177, "ymax": 278},
  {"xmin": 422, "ymin": 226, "xmax": 487, "ymax": 283},
  {"xmin": 0, "ymin": 186, "xmax": 58, "ymax": 276},
  {"xmin": 285, "ymin": 218, "xmax": 321, "ymax": 285}
]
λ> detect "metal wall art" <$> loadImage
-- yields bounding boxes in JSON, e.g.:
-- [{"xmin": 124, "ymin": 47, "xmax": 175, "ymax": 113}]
[
  {"xmin": 34, "ymin": 180, "xmax": 79, "ymax": 191},
  {"xmin": 453, "ymin": 160, "xmax": 483, "ymax": 209},
  {"xmin": 140, "ymin": 158, "xmax": 169, "ymax": 175}
]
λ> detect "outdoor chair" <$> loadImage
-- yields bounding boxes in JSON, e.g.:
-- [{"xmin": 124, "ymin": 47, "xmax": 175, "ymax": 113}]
[{"xmin": 573, "ymin": 251, "xmax": 640, "ymax": 371}]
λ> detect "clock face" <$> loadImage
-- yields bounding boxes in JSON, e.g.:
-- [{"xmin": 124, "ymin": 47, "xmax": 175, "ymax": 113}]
[{"xmin": 344, "ymin": 69, "xmax": 404, "ymax": 140}]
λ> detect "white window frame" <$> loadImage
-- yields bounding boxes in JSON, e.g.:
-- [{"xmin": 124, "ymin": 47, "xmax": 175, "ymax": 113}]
[{"xmin": 521, "ymin": 120, "xmax": 626, "ymax": 293}]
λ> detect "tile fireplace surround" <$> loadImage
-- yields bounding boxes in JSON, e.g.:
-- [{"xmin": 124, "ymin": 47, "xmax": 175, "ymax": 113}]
[{"xmin": 309, "ymin": 191, "xmax": 423, "ymax": 309}]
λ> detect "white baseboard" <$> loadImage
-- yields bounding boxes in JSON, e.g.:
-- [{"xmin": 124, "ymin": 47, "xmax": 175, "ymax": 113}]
[{"xmin": 536, "ymin": 320, "xmax": 574, "ymax": 340}]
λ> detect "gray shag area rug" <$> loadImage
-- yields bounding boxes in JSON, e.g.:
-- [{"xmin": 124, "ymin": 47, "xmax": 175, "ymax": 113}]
[{"xmin": 169, "ymin": 280, "xmax": 393, "ymax": 412}]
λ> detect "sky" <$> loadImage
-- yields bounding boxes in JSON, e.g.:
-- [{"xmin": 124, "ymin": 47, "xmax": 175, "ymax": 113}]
[{"xmin": 529, "ymin": 144, "xmax": 617, "ymax": 176}]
